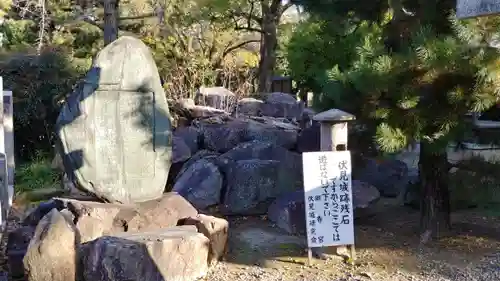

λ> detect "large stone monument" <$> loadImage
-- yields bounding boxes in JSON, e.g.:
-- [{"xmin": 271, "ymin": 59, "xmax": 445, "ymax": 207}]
[{"xmin": 55, "ymin": 36, "xmax": 173, "ymax": 204}]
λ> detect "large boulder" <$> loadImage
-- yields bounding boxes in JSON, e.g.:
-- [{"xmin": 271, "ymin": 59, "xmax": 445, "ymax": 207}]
[
  {"xmin": 79, "ymin": 226, "xmax": 210, "ymax": 281},
  {"xmin": 172, "ymin": 136, "xmax": 192, "ymax": 164},
  {"xmin": 176, "ymin": 150, "xmax": 220, "ymax": 179},
  {"xmin": 353, "ymin": 157, "xmax": 409, "ymax": 197},
  {"xmin": 218, "ymin": 141, "xmax": 303, "ymax": 215},
  {"xmin": 7, "ymin": 226, "xmax": 36, "ymax": 278},
  {"xmin": 222, "ymin": 159, "xmax": 301, "ymax": 215},
  {"xmin": 172, "ymin": 158, "xmax": 223, "ymax": 210},
  {"xmin": 173, "ymin": 126, "xmax": 200, "ymax": 155},
  {"xmin": 267, "ymin": 180, "xmax": 381, "ymax": 235},
  {"xmin": 196, "ymin": 117, "xmax": 247, "ymax": 153},
  {"xmin": 261, "ymin": 92, "xmax": 304, "ymax": 120},
  {"xmin": 23, "ymin": 209, "xmax": 79, "ymax": 281},
  {"xmin": 55, "ymin": 36, "xmax": 173, "ymax": 204},
  {"xmin": 296, "ymin": 121, "xmax": 320, "ymax": 153},
  {"xmin": 195, "ymin": 116, "xmax": 298, "ymax": 153},
  {"xmin": 20, "ymin": 193, "xmax": 198, "ymax": 243},
  {"xmin": 195, "ymin": 87, "xmax": 237, "ymax": 112},
  {"xmin": 179, "ymin": 98, "xmax": 228, "ymax": 119},
  {"xmin": 235, "ymin": 98, "xmax": 263, "ymax": 116},
  {"xmin": 183, "ymin": 214, "xmax": 229, "ymax": 267},
  {"xmin": 219, "ymin": 140, "xmax": 301, "ymax": 172}
]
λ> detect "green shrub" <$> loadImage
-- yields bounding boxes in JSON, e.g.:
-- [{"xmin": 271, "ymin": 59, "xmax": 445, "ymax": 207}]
[
  {"xmin": 15, "ymin": 151, "xmax": 60, "ymax": 194},
  {"xmin": 0, "ymin": 47, "xmax": 87, "ymax": 161},
  {"xmin": 405, "ymin": 155, "xmax": 500, "ymax": 216},
  {"xmin": 449, "ymin": 156, "xmax": 500, "ymax": 215}
]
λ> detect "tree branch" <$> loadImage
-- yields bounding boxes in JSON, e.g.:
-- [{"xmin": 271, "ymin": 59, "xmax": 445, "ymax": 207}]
[
  {"xmin": 63, "ymin": 11, "xmax": 157, "ymax": 30},
  {"xmin": 229, "ymin": 10, "xmax": 262, "ymax": 25},
  {"xmin": 223, "ymin": 39, "xmax": 260, "ymax": 57},
  {"xmin": 234, "ymin": 26, "xmax": 264, "ymax": 33},
  {"xmin": 279, "ymin": 2, "xmax": 294, "ymax": 16},
  {"xmin": 119, "ymin": 13, "xmax": 156, "ymax": 21}
]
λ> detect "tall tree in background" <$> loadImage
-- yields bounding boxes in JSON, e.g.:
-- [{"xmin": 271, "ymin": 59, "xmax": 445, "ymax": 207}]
[
  {"xmin": 207, "ymin": 0, "xmax": 293, "ymax": 93},
  {"xmin": 102, "ymin": 0, "xmax": 119, "ymax": 44},
  {"xmin": 292, "ymin": 0, "xmax": 500, "ymax": 242}
]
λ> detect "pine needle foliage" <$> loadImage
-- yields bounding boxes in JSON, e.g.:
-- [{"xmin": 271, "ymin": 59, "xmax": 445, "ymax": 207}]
[{"xmin": 291, "ymin": 1, "xmax": 500, "ymax": 154}]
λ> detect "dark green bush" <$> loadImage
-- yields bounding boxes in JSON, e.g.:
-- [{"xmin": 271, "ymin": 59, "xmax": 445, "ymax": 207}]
[
  {"xmin": 0, "ymin": 47, "xmax": 87, "ymax": 161},
  {"xmin": 15, "ymin": 150, "xmax": 60, "ymax": 193}
]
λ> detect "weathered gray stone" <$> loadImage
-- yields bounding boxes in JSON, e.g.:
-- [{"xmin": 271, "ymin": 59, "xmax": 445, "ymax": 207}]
[
  {"xmin": 197, "ymin": 118, "xmax": 247, "ymax": 153},
  {"xmin": 261, "ymin": 92, "xmax": 304, "ymax": 120},
  {"xmin": 129, "ymin": 192, "xmax": 198, "ymax": 232},
  {"xmin": 22, "ymin": 199, "xmax": 67, "ymax": 227},
  {"xmin": 175, "ymin": 150, "xmax": 220, "ymax": 181},
  {"xmin": 173, "ymin": 158, "xmax": 223, "ymax": 210},
  {"xmin": 221, "ymin": 159, "xmax": 301, "ymax": 215},
  {"xmin": 173, "ymin": 126, "xmax": 200, "ymax": 154},
  {"xmin": 219, "ymin": 140, "xmax": 302, "ymax": 175},
  {"xmin": 172, "ymin": 136, "xmax": 191, "ymax": 164},
  {"xmin": 195, "ymin": 116, "xmax": 298, "ymax": 152},
  {"xmin": 218, "ymin": 141, "xmax": 303, "ymax": 214},
  {"xmin": 236, "ymin": 98, "xmax": 263, "ymax": 116},
  {"xmin": 296, "ymin": 121, "xmax": 320, "ymax": 153},
  {"xmin": 79, "ymin": 226, "xmax": 210, "ymax": 281},
  {"xmin": 300, "ymin": 108, "xmax": 316, "ymax": 128},
  {"xmin": 23, "ymin": 209, "xmax": 78, "ymax": 281},
  {"xmin": 183, "ymin": 214, "xmax": 228, "ymax": 266},
  {"xmin": 267, "ymin": 180, "xmax": 380, "ymax": 235},
  {"xmin": 195, "ymin": 87, "xmax": 237, "ymax": 111},
  {"xmin": 7, "ymin": 226, "xmax": 36, "ymax": 278},
  {"xmin": 21, "ymin": 193, "xmax": 197, "ymax": 243},
  {"xmin": 353, "ymin": 157, "xmax": 409, "ymax": 197},
  {"xmin": 244, "ymin": 118, "xmax": 298, "ymax": 149},
  {"xmin": 56, "ymin": 36, "xmax": 172, "ymax": 204}
]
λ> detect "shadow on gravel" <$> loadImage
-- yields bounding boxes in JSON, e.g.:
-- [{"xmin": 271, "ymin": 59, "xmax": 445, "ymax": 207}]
[{"xmin": 221, "ymin": 201, "xmax": 500, "ymax": 281}]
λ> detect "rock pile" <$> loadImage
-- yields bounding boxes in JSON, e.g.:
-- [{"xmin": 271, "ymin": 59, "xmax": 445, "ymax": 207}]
[
  {"xmin": 9, "ymin": 194, "xmax": 228, "ymax": 281},
  {"xmin": 8, "ymin": 36, "xmax": 416, "ymax": 281},
  {"xmin": 170, "ymin": 86, "xmax": 413, "ymax": 236},
  {"xmin": 7, "ymin": 36, "xmax": 228, "ymax": 281}
]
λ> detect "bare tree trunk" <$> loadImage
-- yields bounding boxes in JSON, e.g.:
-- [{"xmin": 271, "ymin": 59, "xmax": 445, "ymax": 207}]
[
  {"xmin": 257, "ymin": 8, "xmax": 278, "ymax": 94},
  {"xmin": 418, "ymin": 141, "xmax": 451, "ymax": 243},
  {"xmin": 103, "ymin": 0, "xmax": 120, "ymax": 46}
]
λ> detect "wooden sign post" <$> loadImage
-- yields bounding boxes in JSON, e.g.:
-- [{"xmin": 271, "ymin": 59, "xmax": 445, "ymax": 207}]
[
  {"xmin": 456, "ymin": 0, "xmax": 500, "ymax": 19},
  {"xmin": 302, "ymin": 109, "xmax": 356, "ymax": 266}
]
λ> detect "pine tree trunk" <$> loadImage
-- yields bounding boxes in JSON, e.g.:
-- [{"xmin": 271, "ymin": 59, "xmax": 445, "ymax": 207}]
[
  {"xmin": 418, "ymin": 142, "xmax": 451, "ymax": 243},
  {"xmin": 103, "ymin": 0, "xmax": 120, "ymax": 46},
  {"xmin": 257, "ymin": 13, "xmax": 278, "ymax": 94}
]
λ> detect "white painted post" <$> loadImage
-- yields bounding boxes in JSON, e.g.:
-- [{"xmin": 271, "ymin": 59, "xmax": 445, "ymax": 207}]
[
  {"xmin": 0, "ymin": 153, "xmax": 8, "ymax": 227},
  {"xmin": 0, "ymin": 78, "xmax": 13, "ymax": 232},
  {"xmin": 312, "ymin": 108, "xmax": 357, "ymax": 262},
  {"xmin": 0, "ymin": 77, "xmax": 6, "ymax": 230},
  {"xmin": 3, "ymin": 90, "xmax": 14, "ymax": 200}
]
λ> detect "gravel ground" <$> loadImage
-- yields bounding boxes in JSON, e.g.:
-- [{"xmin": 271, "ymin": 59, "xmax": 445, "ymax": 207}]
[
  {"xmin": 203, "ymin": 253, "xmax": 500, "ymax": 281},
  {"xmin": 0, "ymin": 200, "xmax": 498, "ymax": 281},
  {"xmin": 202, "ymin": 202, "xmax": 500, "ymax": 281}
]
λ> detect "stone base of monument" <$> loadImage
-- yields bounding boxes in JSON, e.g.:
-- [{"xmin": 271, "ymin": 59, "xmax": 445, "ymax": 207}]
[{"xmin": 6, "ymin": 192, "xmax": 229, "ymax": 281}]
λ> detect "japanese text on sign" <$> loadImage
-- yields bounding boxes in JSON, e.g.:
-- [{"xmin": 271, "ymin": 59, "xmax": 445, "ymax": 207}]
[{"xmin": 302, "ymin": 151, "xmax": 354, "ymax": 248}]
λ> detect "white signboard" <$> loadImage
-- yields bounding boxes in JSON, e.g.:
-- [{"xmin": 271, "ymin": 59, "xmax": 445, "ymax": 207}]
[
  {"xmin": 457, "ymin": 0, "xmax": 500, "ymax": 19},
  {"xmin": 302, "ymin": 150, "xmax": 354, "ymax": 248}
]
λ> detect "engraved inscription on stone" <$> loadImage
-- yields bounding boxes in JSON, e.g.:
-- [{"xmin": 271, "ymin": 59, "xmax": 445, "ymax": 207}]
[
  {"xmin": 457, "ymin": 0, "xmax": 500, "ymax": 19},
  {"xmin": 56, "ymin": 36, "xmax": 173, "ymax": 204}
]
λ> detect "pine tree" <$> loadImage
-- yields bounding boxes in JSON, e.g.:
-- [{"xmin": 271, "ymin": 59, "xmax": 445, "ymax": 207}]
[{"xmin": 292, "ymin": 0, "xmax": 500, "ymax": 242}]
